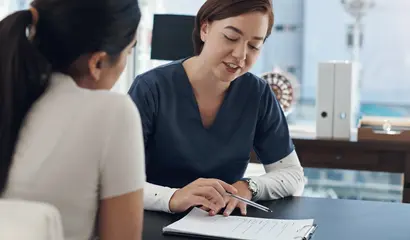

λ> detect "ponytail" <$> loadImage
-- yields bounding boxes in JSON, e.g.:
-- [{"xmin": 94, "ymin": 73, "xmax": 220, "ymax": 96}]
[{"xmin": 0, "ymin": 9, "xmax": 51, "ymax": 194}]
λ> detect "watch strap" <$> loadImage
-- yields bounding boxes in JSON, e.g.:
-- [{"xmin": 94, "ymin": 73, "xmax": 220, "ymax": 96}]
[{"xmin": 240, "ymin": 177, "xmax": 257, "ymax": 197}]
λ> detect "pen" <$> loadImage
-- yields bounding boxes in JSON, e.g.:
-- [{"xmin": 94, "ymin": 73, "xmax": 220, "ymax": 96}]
[
  {"xmin": 302, "ymin": 224, "xmax": 317, "ymax": 240},
  {"xmin": 226, "ymin": 192, "xmax": 273, "ymax": 213}
]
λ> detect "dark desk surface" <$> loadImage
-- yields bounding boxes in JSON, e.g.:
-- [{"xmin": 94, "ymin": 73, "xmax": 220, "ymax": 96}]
[{"xmin": 143, "ymin": 197, "xmax": 410, "ymax": 240}]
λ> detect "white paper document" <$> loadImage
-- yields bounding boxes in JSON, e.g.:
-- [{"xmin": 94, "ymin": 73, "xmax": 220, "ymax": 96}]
[{"xmin": 163, "ymin": 208, "xmax": 315, "ymax": 240}]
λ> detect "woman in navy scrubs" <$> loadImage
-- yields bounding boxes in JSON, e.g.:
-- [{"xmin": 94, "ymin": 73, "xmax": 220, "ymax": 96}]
[{"xmin": 129, "ymin": 0, "xmax": 305, "ymax": 216}]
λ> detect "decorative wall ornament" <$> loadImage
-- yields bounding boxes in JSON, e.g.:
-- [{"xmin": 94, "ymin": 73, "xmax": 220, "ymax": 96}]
[{"xmin": 260, "ymin": 67, "xmax": 300, "ymax": 117}]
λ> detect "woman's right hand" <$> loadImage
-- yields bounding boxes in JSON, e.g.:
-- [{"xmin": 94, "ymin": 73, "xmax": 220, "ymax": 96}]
[{"xmin": 169, "ymin": 178, "xmax": 238, "ymax": 213}]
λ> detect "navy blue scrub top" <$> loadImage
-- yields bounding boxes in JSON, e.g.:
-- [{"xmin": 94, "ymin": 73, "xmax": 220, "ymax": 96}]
[{"xmin": 128, "ymin": 59, "xmax": 294, "ymax": 188}]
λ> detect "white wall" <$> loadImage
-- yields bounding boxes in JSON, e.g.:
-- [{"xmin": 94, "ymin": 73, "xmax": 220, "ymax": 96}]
[
  {"xmin": 252, "ymin": 0, "xmax": 303, "ymax": 78},
  {"xmin": 360, "ymin": 0, "xmax": 410, "ymax": 104},
  {"xmin": 302, "ymin": 0, "xmax": 351, "ymax": 100},
  {"xmin": 0, "ymin": 0, "xmax": 11, "ymax": 20},
  {"xmin": 157, "ymin": 0, "xmax": 205, "ymax": 15}
]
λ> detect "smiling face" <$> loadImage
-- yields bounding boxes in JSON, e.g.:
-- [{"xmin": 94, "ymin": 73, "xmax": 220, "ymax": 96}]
[{"xmin": 199, "ymin": 11, "xmax": 269, "ymax": 83}]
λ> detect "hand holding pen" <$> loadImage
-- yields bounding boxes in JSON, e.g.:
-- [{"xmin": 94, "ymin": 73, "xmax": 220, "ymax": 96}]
[
  {"xmin": 207, "ymin": 180, "xmax": 272, "ymax": 217},
  {"xmin": 169, "ymin": 178, "xmax": 238, "ymax": 213}
]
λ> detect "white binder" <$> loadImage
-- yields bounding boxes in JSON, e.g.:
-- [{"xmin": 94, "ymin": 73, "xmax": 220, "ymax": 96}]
[
  {"xmin": 316, "ymin": 62, "xmax": 335, "ymax": 139},
  {"xmin": 333, "ymin": 62, "xmax": 359, "ymax": 140},
  {"xmin": 316, "ymin": 61, "xmax": 359, "ymax": 140}
]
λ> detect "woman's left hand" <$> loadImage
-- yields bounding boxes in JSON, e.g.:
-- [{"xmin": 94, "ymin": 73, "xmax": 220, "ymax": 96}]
[{"xmin": 206, "ymin": 180, "xmax": 252, "ymax": 217}]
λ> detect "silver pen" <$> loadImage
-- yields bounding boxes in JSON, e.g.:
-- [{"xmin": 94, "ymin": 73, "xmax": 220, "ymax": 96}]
[{"xmin": 226, "ymin": 192, "xmax": 273, "ymax": 212}]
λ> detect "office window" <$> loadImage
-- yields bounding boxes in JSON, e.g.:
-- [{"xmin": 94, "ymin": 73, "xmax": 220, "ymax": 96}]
[
  {"xmin": 256, "ymin": 0, "xmax": 405, "ymax": 203},
  {"xmin": 271, "ymin": 0, "xmax": 410, "ymax": 125}
]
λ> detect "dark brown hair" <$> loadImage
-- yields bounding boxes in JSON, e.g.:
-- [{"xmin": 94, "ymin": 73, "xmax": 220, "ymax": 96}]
[
  {"xmin": 192, "ymin": 0, "xmax": 274, "ymax": 55},
  {"xmin": 0, "ymin": 0, "xmax": 141, "ymax": 195}
]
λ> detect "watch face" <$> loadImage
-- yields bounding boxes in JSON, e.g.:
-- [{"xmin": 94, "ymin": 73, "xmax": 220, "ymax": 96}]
[{"xmin": 248, "ymin": 180, "xmax": 258, "ymax": 195}]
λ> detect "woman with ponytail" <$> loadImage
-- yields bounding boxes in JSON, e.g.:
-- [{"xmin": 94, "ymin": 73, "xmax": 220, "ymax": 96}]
[{"xmin": 0, "ymin": 0, "xmax": 145, "ymax": 239}]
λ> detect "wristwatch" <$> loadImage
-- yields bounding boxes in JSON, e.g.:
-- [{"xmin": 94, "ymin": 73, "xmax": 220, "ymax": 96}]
[{"xmin": 241, "ymin": 177, "xmax": 258, "ymax": 198}]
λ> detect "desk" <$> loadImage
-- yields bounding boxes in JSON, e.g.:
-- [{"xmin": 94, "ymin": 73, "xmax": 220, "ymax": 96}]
[
  {"xmin": 143, "ymin": 197, "xmax": 410, "ymax": 240},
  {"xmin": 250, "ymin": 137, "xmax": 410, "ymax": 203}
]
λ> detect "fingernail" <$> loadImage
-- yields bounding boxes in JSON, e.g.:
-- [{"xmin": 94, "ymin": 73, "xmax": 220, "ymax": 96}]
[{"xmin": 210, "ymin": 210, "xmax": 215, "ymax": 215}]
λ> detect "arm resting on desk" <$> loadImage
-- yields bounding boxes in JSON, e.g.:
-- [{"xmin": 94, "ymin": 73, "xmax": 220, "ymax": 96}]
[
  {"xmin": 143, "ymin": 182, "xmax": 178, "ymax": 213},
  {"xmin": 143, "ymin": 151, "xmax": 305, "ymax": 212},
  {"xmin": 251, "ymin": 150, "xmax": 306, "ymax": 201}
]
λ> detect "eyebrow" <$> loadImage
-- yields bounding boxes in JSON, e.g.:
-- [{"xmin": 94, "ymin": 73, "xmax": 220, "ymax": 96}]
[{"xmin": 224, "ymin": 26, "xmax": 264, "ymax": 41}]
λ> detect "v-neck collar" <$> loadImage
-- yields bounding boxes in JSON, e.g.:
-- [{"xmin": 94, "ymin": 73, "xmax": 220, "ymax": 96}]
[{"xmin": 176, "ymin": 58, "xmax": 236, "ymax": 131}]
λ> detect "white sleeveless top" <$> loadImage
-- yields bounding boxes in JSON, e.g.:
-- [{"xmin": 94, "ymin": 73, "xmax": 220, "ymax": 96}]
[{"xmin": 3, "ymin": 73, "xmax": 146, "ymax": 240}]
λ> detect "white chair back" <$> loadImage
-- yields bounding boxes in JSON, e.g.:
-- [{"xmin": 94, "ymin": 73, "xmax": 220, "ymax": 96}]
[{"xmin": 0, "ymin": 199, "xmax": 64, "ymax": 240}]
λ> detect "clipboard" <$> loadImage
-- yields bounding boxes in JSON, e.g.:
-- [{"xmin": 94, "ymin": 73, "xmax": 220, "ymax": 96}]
[
  {"xmin": 299, "ymin": 224, "xmax": 317, "ymax": 240},
  {"xmin": 162, "ymin": 208, "xmax": 318, "ymax": 240},
  {"xmin": 163, "ymin": 224, "xmax": 318, "ymax": 240}
]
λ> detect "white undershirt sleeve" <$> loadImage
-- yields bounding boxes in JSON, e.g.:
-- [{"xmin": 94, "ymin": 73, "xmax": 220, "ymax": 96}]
[
  {"xmin": 250, "ymin": 150, "xmax": 306, "ymax": 201},
  {"xmin": 142, "ymin": 150, "xmax": 305, "ymax": 211},
  {"xmin": 143, "ymin": 182, "xmax": 178, "ymax": 213}
]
